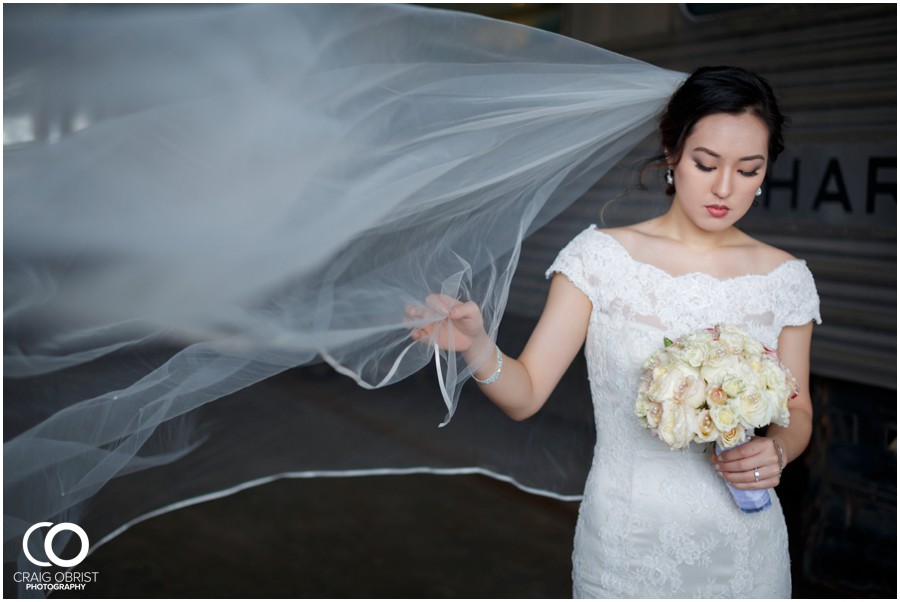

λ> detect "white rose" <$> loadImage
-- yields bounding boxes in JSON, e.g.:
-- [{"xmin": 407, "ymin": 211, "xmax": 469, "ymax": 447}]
[
  {"xmin": 736, "ymin": 389, "xmax": 770, "ymax": 428},
  {"xmin": 648, "ymin": 364, "xmax": 699, "ymax": 404},
  {"xmin": 762, "ymin": 389, "xmax": 791, "ymax": 427},
  {"xmin": 716, "ymin": 324, "xmax": 746, "ymax": 355},
  {"xmin": 679, "ymin": 374, "xmax": 707, "ymax": 409},
  {"xmin": 700, "ymin": 353, "xmax": 740, "ymax": 386},
  {"xmin": 683, "ymin": 328, "xmax": 716, "ymax": 348},
  {"xmin": 646, "ymin": 400, "xmax": 663, "ymax": 429},
  {"xmin": 722, "ymin": 376, "xmax": 745, "ymax": 398},
  {"xmin": 635, "ymin": 389, "xmax": 660, "ymax": 428},
  {"xmin": 742, "ymin": 336, "xmax": 765, "ymax": 357},
  {"xmin": 745, "ymin": 356, "xmax": 765, "ymax": 376},
  {"xmin": 682, "ymin": 341, "xmax": 710, "ymax": 368},
  {"xmin": 657, "ymin": 400, "xmax": 696, "ymax": 449},
  {"xmin": 762, "ymin": 357, "xmax": 795, "ymax": 394},
  {"xmin": 742, "ymin": 355, "xmax": 763, "ymax": 378},
  {"xmin": 646, "ymin": 366, "xmax": 672, "ymax": 401},
  {"xmin": 710, "ymin": 399, "xmax": 740, "ymax": 432},
  {"xmin": 635, "ymin": 392, "xmax": 650, "ymax": 422},
  {"xmin": 642, "ymin": 348, "xmax": 665, "ymax": 371},
  {"xmin": 637, "ymin": 373, "xmax": 651, "ymax": 396}
]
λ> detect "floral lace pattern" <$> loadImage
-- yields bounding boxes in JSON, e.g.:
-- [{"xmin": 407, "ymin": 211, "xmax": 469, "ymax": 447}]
[{"xmin": 547, "ymin": 226, "xmax": 821, "ymax": 598}]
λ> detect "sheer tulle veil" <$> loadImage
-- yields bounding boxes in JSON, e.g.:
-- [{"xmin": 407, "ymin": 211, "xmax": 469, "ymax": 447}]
[{"xmin": 4, "ymin": 3, "xmax": 683, "ymax": 572}]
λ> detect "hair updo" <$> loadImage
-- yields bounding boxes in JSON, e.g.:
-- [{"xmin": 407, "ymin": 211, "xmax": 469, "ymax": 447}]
[{"xmin": 657, "ymin": 66, "xmax": 787, "ymax": 196}]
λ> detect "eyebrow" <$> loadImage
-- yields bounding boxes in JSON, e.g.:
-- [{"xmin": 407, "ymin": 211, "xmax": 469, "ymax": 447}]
[{"xmin": 693, "ymin": 146, "xmax": 766, "ymax": 162}]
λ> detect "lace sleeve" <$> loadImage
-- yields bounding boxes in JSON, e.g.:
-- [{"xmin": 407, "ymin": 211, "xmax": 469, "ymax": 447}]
[
  {"xmin": 544, "ymin": 226, "xmax": 598, "ymax": 302},
  {"xmin": 776, "ymin": 261, "xmax": 823, "ymax": 330}
]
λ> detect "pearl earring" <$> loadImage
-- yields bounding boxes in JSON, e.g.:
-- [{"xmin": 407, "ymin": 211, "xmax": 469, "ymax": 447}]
[
  {"xmin": 755, "ymin": 187, "xmax": 762, "ymax": 197},
  {"xmin": 665, "ymin": 169, "xmax": 674, "ymax": 186}
]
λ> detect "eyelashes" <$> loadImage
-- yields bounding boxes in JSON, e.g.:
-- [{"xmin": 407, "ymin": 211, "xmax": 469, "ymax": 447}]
[{"xmin": 693, "ymin": 162, "xmax": 760, "ymax": 177}]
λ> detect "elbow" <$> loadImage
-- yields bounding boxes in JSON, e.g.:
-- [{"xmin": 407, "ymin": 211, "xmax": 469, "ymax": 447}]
[
  {"xmin": 503, "ymin": 399, "xmax": 543, "ymax": 422},
  {"xmin": 506, "ymin": 410, "xmax": 532, "ymax": 422}
]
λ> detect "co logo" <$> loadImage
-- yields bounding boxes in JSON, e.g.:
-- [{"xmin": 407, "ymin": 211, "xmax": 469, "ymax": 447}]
[{"xmin": 22, "ymin": 522, "xmax": 89, "ymax": 568}]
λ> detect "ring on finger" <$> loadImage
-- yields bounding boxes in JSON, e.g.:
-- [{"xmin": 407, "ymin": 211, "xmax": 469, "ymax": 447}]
[{"xmin": 753, "ymin": 467, "xmax": 760, "ymax": 483}]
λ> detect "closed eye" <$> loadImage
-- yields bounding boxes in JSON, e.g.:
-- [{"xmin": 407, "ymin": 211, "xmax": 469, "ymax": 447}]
[
  {"xmin": 739, "ymin": 169, "xmax": 760, "ymax": 177},
  {"xmin": 694, "ymin": 162, "xmax": 714, "ymax": 172}
]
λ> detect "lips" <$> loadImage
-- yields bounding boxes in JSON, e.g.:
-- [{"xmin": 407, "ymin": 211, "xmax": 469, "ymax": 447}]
[{"xmin": 705, "ymin": 205, "xmax": 729, "ymax": 218}]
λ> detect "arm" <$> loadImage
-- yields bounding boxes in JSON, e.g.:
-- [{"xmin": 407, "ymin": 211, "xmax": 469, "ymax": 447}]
[
  {"xmin": 409, "ymin": 273, "xmax": 591, "ymax": 421},
  {"xmin": 714, "ymin": 322, "xmax": 814, "ymax": 489}
]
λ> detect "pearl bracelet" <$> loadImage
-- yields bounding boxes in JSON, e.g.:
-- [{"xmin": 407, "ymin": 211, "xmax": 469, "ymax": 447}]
[{"xmin": 473, "ymin": 346, "xmax": 503, "ymax": 385}]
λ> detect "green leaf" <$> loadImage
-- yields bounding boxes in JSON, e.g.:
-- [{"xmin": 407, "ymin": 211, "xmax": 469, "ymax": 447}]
[{"xmin": 663, "ymin": 337, "xmax": 674, "ymax": 347}]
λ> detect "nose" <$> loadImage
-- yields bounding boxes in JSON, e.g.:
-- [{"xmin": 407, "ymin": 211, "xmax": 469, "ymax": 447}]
[{"xmin": 712, "ymin": 170, "xmax": 732, "ymax": 199}]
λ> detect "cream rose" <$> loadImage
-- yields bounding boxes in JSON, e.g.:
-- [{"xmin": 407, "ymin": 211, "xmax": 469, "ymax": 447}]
[
  {"xmin": 706, "ymin": 385, "xmax": 728, "ymax": 406},
  {"xmin": 693, "ymin": 409, "xmax": 719, "ymax": 443},
  {"xmin": 718, "ymin": 425, "xmax": 748, "ymax": 449}
]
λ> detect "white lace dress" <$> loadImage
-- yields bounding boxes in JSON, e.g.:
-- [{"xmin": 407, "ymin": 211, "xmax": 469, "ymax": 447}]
[{"xmin": 546, "ymin": 226, "xmax": 822, "ymax": 599}]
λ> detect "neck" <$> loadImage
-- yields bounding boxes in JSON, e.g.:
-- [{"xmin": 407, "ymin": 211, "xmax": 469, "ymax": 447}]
[{"xmin": 654, "ymin": 202, "xmax": 739, "ymax": 251}]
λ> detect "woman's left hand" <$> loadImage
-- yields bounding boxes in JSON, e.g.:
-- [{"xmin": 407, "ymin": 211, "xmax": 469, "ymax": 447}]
[{"xmin": 711, "ymin": 436, "xmax": 783, "ymax": 489}]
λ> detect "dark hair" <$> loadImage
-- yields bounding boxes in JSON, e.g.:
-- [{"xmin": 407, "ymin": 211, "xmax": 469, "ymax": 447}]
[{"xmin": 655, "ymin": 66, "xmax": 787, "ymax": 195}]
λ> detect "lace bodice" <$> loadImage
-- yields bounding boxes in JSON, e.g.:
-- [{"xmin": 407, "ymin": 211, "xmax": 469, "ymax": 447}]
[
  {"xmin": 546, "ymin": 226, "xmax": 821, "ymax": 345},
  {"xmin": 545, "ymin": 225, "xmax": 821, "ymax": 598}
]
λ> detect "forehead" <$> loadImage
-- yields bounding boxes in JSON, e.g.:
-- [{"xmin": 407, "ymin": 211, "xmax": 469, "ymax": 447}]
[{"xmin": 687, "ymin": 113, "xmax": 769, "ymax": 155}]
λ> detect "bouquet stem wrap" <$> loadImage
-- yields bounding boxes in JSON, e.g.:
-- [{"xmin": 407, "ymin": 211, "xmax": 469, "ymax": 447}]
[{"xmin": 716, "ymin": 439, "xmax": 772, "ymax": 514}]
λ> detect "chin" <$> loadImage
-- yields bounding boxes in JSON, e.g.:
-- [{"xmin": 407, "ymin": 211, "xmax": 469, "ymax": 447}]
[{"xmin": 696, "ymin": 217, "xmax": 739, "ymax": 231}]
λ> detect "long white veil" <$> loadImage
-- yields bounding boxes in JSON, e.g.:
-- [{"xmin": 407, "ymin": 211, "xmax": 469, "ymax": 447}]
[{"xmin": 4, "ymin": 3, "xmax": 683, "ymax": 574}]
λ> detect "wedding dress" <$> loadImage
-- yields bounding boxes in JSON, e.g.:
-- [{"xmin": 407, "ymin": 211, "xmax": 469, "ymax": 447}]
[{"xmin": 546, "ymin": 227, "xmax": 821, "ymax": 598}]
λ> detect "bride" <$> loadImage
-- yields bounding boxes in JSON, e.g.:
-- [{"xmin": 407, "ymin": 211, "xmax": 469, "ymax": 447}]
[
  {"xmin": 6, "ymin": 5, "xmax": 817, "ymax": 598},
  {"xmin": 409, "ymin": 66, "xmax": 820, "ymax": 597}
]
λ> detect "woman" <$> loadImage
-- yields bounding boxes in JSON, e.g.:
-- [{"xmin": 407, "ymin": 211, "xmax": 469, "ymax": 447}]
[{"xmin": 409, "ymin": 67, "xmax": 821, "ymax": 597}]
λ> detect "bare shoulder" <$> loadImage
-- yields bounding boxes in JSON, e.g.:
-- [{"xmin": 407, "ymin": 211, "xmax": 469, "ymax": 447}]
[
  {"xmin": 734, "ymin": 231, "xmax": 798, "ymax": 271},
  {"xmin": 596, "ymin": 222, "xmax": 658, "ymax": 246}
]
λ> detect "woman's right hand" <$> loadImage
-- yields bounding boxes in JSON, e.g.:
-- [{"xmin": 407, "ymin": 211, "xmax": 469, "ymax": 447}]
[{"xmin": 405, "ymin": 293, "xmax": 488, "ymax": 354}]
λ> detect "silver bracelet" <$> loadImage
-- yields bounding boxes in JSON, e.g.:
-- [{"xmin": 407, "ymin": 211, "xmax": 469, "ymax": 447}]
[
  {"xmin": 473, "ymin": 346, "xmax": 503, "ymax": 385},
  {"xmin": 772, "ymin": 438, "xmax": 786, "ymax": 473}
]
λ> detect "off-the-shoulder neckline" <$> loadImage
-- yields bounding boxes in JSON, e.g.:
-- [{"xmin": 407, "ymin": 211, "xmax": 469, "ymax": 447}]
[{"xmin": 588, "ymin": 226, "xmax": 806, "ymax": 283}]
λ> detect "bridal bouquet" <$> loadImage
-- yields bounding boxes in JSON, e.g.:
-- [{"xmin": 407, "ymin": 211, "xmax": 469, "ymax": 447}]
[{"xmin": 634, "ymin": 324, "xmax": 796, "ymax": 451}]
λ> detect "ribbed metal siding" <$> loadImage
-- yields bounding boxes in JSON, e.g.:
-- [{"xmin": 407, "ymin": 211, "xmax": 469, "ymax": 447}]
[{"xmin": 507, "ymin": 3, "xmax": 897, "ymax": 390}]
